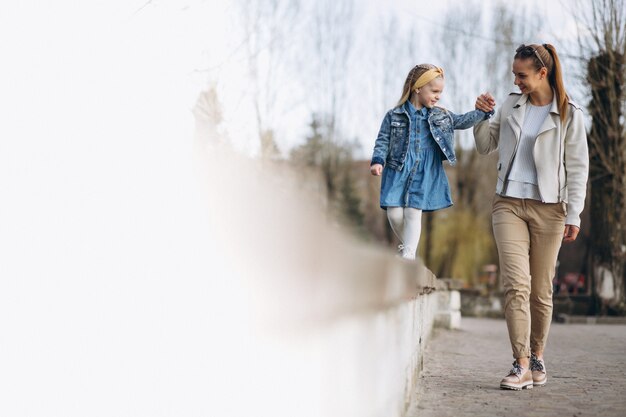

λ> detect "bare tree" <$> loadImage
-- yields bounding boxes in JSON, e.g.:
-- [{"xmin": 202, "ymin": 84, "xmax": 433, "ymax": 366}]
[
  {"xmin": 299, "ymin": 0, "xmax": 357, "ymax": 202},
  {"xmin": 237, "ymin": 0, "xmax": 301, "ymax": 159},
  {"xmin": 290, "ymin": 114, "xmax": 365, "ymax": 232},
  {"xmin": 430, "ymin": 3, "xmax": 490, "ymax": 278},
  {"xmin": 192, "ymin": 86, "xmax": 224, "ymax": 146},
  {"xmin": 438, "ymin": 3, "xmax": 485, "ymax": 213},
  {"xmin": 573, "ymin": 0, "xmax": 626, "ymax": 312},
  {"xmin": 428, "ymin": 2, "xmax": 543, "ymax": 280}
]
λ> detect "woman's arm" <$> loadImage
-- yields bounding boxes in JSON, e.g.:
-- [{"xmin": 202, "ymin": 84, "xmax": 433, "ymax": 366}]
[
  {"xmin": 473, "ymin": 93, "xmax": 500, "ymax": 155},
  {"xmin": 370, "ymin": 111, "xmax": 392, "ymax": 167},
  {"xmin": 563, "ymin": 107, "xmax": 589, "ymax": 228}
]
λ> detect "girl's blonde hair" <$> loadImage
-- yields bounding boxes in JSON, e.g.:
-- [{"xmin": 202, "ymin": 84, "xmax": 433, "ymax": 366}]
[
  {"xmin": 396, "ymin": 64, "xmax": 443, "ymax": 107},
  {"xmin": 514, "ymin": 43, "xmax": 569, "ymax": 122}
]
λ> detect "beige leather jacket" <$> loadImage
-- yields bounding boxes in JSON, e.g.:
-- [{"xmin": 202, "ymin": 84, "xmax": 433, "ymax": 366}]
[{"xmin": 473, "ymin": 92, "xmax": 589, "ymax": 227}]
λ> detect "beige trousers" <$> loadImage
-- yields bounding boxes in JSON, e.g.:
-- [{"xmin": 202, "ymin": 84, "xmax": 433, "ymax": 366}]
[{"xmin": 492, "ymin": 195, "xmax": 566, "ymax": 359}]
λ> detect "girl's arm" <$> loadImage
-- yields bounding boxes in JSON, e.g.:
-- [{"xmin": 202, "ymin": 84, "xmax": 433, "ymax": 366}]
[
  {"xmin": 449, "ymin": 109, "xmax": 494, "ymax": 130},
  {"xmin": 370, "ymin": 111, "xmax": 392, "ymax": 167}
]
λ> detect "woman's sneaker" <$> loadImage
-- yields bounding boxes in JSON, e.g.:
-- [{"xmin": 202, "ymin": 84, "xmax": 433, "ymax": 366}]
[
  {"xmin": 500, "ymin": 361, "xmax": 533, "ymax": 390},
  {"xmin": 530, "ymin": 353, "xmax": 547, "ymax": 387}
]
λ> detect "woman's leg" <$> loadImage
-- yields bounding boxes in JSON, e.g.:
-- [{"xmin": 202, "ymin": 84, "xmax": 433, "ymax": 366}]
[
  {"xmin": 492, "ymin": 196, "xmax": 532, "ymax": 366},
  {"xmin": 527, "ymin": 201, "xmax": 566, "ymax": 358}
]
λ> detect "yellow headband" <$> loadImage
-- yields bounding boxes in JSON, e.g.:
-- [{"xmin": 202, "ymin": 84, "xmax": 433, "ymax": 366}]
[{"xmin": 413, "ymin": 67, "xmax": 445, "ymax": 90}]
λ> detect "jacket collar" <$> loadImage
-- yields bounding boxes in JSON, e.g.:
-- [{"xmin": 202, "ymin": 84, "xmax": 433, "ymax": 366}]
[
  {"xmin": 393, "ymin": 101, "xmax": 422, "ymax": 115},
  {"xmin": 508, "ymin": 90, "xmax": 559, "ymax": 138},
  {"xmin": 392, "ymin": 105, "xmax": 405, "ymax": 114},
  {"xmin": 512, "ymin": 90, "xmax": 559, "ymax": 115},
  {"xmin": 392, "ymin": 102, "xmax": 442, "ymax": 116}
]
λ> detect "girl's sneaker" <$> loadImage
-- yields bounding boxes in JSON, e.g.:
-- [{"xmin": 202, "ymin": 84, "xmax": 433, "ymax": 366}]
[
  {"xmin": 396, "ymin": 244, "xmax": 416, "ymax": 260},
  {"xmin": 530, "ymin": 353, "xmax": 547, "ymax": 387},
  {"xmin": 500, "ymin": 361, "xmax": 533, "ymax": 390},
  {"xmin": 396, "ymin": 244, "xmax": 405, "ymax": 258}
]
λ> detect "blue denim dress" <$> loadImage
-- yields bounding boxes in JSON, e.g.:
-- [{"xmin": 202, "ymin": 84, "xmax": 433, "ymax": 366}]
[{"xmin": 380, "ymin": 101, "xmax": 452, "ymax": 211}]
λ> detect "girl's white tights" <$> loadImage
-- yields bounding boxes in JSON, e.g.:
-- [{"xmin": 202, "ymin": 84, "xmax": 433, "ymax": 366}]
[{"xmin": 386, "ymin": 207, "xmax": 423, "ymax": 260}]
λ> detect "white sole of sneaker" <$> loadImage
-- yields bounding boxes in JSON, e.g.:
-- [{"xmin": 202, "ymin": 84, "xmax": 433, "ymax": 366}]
[{"xmin": 500, "ymin": 383, "xmax": 533, "ymax": 391}]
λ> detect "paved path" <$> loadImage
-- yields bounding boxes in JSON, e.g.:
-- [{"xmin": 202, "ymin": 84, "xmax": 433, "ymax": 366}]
[{"xmin": 408, "ymin": 317, "xmax": 626, "ymax": 417}]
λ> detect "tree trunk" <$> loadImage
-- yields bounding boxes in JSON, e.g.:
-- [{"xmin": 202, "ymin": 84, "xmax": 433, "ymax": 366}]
[
  {"xmin": 423, "ymin": 213, "xmax": 433, "ymax": 267},
  {"xmin": 587, "ymin": 51, "xmax": 626, "ymax": 312}
]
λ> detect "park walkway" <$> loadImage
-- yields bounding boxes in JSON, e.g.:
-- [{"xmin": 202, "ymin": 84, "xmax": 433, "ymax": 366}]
[{"xmin": 408, "ymin": 317, "xmax": 626, "ymax": 417}]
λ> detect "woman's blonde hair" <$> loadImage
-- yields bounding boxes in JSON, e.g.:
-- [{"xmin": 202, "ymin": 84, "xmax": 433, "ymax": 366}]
[
  {"xmin": 396, "ymin": 64, "xmax": 442, "ymax": 107},
  {"xmin": 514, "ymin": 43, "xmax": 569, "ymax": 122}
]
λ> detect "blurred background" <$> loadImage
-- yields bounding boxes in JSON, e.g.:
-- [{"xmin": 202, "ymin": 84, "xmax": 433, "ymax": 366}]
[
  {"xmin": 1, "ymin": 0, "xmax": 624, "ymax": 416},
  {"xmin": 190, "ymin": 0, "xmax": 626, "ymax": 317}
]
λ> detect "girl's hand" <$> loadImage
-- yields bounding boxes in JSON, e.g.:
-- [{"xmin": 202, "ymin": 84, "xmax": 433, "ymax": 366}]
[
  {"xmin": 475, "ymin": 92, "xmax": 496, "ymax": 112},
  {"xmin": 370, "ymin": 164, "xmax": 383, "ymax": 176},
  {"xmin": 563, "ymin": 224, "xmax": 580, "ymax": 243}
]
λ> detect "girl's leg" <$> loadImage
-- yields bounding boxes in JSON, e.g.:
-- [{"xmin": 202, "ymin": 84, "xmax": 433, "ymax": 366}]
[
  {"xmin": 386, "ymin": 207, "xmax": 422, "ymax": 259},
  {"xmin": 402, "ymin": 208, "xmax": 423, "ymax": 260},
  {"xmin": 386, "ymin": 207, "xmax": 404, "ymax": 242}
]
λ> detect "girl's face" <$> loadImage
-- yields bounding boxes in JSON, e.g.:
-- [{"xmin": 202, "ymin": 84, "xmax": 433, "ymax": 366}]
[
  {"xmin": 512, "ymin": 58, "xmax": 547, "ymax": 94},
  {"xmin": 417, "ymin": 77, "xmax": 444, "ymax": 108}
]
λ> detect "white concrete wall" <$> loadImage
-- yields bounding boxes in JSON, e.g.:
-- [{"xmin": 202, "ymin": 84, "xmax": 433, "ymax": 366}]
[
  {"xmin": 203, "ymin": 265, "xmax": 442, "ymax": 417},
  {"xmin": 436, "ymin": 289, "xmax": 462, "ymax": 330},
  {"xmin": 194, "ymin": 96, "xmax": 447, "ymax": 417},
  {"xmin": 313, "ymin": 292, "xmax": 439, "ymax": 417}
]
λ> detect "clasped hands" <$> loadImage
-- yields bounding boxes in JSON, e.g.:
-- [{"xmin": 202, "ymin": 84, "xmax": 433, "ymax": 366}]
[{"xmin": 475, "ymin": 92, "xmax": 496, "ymax": 113}]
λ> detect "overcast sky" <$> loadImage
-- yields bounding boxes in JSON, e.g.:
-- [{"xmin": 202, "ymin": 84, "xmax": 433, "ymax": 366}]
[{"xmin": 1, "ymin": 0, "xmax": 582, "ymax": 160}]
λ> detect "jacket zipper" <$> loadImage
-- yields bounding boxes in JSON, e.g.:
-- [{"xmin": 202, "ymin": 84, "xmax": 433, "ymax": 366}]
[
  {"xmin": 501, "ymin": 117, "xmax": 522, "ymax": 195},
  {"xmin": 399, "ymin": 110, "xmax": 411, "ymax": 169},
  {"xmin": 557, "ymin": 118, "xmax": 564, "ymax": 203},
  {"xmin": 531, "ymin": 131, "xmax": 546, "ymax": 202}
]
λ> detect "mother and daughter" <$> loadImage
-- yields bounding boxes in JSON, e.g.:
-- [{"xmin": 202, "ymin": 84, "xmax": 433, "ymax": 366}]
[{"xmin": 369, "ymin": 44, "xmax": 589, "ymax": 390}]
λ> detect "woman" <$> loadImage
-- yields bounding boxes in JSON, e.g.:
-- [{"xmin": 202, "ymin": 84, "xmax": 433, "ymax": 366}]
[{"xmin": 473, "ymin": 44, "xmax": 589, "ymax": 390}]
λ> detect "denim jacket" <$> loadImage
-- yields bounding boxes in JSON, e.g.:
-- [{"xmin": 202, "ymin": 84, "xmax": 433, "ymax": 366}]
[{"xmin": 371, "ymin": 103, "xmax": 492, "ymax": 170}]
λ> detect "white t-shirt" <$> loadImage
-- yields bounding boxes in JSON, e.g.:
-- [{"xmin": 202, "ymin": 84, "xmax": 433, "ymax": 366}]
[{"xmin": 504, "ymin": 102, "xmax": 552, "ymax": 200}]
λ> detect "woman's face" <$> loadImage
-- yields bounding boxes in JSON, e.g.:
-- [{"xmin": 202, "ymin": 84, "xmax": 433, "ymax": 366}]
[
  {"xmin": 512, "ymin": 58, "xmax": 547, "ymax": 94},
  {"xmin": 417, "ymin": 77, "xmax": 444, "ymax": 108}
]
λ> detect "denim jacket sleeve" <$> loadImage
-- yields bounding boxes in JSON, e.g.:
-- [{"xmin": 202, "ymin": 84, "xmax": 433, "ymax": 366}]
[
  {"xmin": 449, "ymin": 109, "xmax": 493, "ymax": 130},
  {"xmin": 370, "ymin": 111, "xmax": 392, "ymax": 166}
]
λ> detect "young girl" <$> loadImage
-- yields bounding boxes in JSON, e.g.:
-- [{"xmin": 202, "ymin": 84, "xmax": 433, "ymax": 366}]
[{"xmin": 370, "ymin": 64, "xmax": 492, "ymax": 260}]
